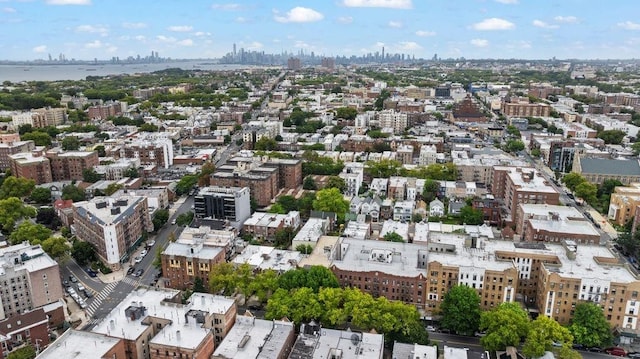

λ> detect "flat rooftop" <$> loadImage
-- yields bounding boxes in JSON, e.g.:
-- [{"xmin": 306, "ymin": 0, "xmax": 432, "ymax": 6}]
[
  {"xmin": 212, "ymin": 316, "xmax": 294, "ymax": 359},
  {"xmin": 289, "ymin": 324, "xmax": 384, "ymax": 359},
  {"xmin": 73, "ymin": 195, "xmax": 146, "ymax": 226},
  {"xmin": 232, "ymin": 245, "xmax": 303, "ymax": 271},
  {"xmin": 36, "ymin": 329, "xmax": 121, "ymax": 359}
]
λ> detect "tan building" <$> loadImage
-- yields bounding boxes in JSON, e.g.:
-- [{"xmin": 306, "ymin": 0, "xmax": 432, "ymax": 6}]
[
  {"xmin": 46, "ymin": 149, "xmax": 99, "ymax": 182},
  {"xmin": 162, "ymin": 241, "xmax": 226, "ymax": 291},
  {"xmin": 9, "ymin": 150, "xmax": 52, "ymax": 185},
  {"xmin": 608, "ymin": 183, "xmax": 640, "ymax": 226},
  {"xmin": 72, "ymin": 194, "xmax": 153, "ymax": 269},
  {"xmin": 0, "ymin": 140, "xmax": 35, "ymax": 171},
  {"xmin": 502, "ymin": 99, "xmax": 550, "ymax": 117},
  {"xmin": 31, "ymin": 107, "xmax": 66, "ymax": 128}
]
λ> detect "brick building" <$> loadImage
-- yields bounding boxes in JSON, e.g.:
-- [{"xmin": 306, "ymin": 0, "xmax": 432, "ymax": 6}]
[
  {"xmin": 0, "ymin": 308, "xmax": 49, "ymax": 357},
  {"xmin": 0, "ymin": 141, "xmax": 35, "ymax": 171},
  {"xmin": 9, "ymin": 151, "xmax": 52, "ymax": 185},
  {"xmin": 46, "ymin": 150, "xmax": 99, "ymax": 182}
]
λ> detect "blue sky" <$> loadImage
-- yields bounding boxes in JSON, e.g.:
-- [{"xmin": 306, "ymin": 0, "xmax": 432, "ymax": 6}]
[{"xmin": 1, "ymin": 0, "xmax": 640, "ymax": 61}]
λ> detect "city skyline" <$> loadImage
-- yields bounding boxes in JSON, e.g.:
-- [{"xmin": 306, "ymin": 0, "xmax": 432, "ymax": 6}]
[{"xmin": 1, "ymin": 0, "xmax": 640, "ymax": 61}]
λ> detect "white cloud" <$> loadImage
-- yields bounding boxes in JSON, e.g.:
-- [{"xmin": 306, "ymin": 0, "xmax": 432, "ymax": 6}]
[
  {"xmin": 294, "ymin": 40, "xmax": 311, "ymax": 48},
  {"xmin": 274, "ymin": 7, "xmax": 323, "ymax": 23},
  {"xmin": 375, "ymin": 41, "xmax": 385, "ymax": 47},
  {"xmin": 156, "ymin": 35, "xmax": 177, "ymax": 43},
  {"xmin": 337, "ymin": 16, "xmax": 353, "ymax": 24},
  {"xmin": 342, "ymin": 0, "xmax": 412, "ymax": 9},
  {"xmin": 211, "ymin": 3, "xmax": 242, "ymax": 10},
  {"xmin": 494, "ymin": 0, "xmax": 517, "ymax": 3},
  {"xmin": 106, "ymin": 46, "xmax": 118, "ymax": 53},
  {"xmin": 554, "ymin": 15, "xmax": 578, "ymax": 24},
  {"xmin": 618, "ymin": 21, "xmax": 640, "ymax": 30},
  {"xmin": 85, "ymin": 40, "xmax": 103, "ymax": 49},
  {"xmin": 398, "ymin": 41, "xmax": 421, "ymax": 50},
  {"xmin": 45, "ymin": 0, "xmax": 90, "ymax": 4},
  {"xmin": 122, "ymin": 22, "xmax": 147, "ymax": 29},
  {"xmin": 194, "ymin": 31, "xmax": 211, "ymax": 37},
  {"xmin": 75, "ymin": 24, "xmax": 108, "ymax": 36},
  {"xmin": 532, "ymin": 20, "xmax": 558, "ymax": 29},
  {"xmin": 167, "ymin": 25, "xmax": 193, "ymax": 32},
  {"xmin": 2, "ymin": 6, "xmax": 16, "ymax": 13},
  {"xmin": 32, "ymin": 45, "xmax": 47, "ymax": 53},
  {"xmin": 388, "ymin": 21, "xmax": 402, "ymax": 28},
  {"xmin": 415, "ymin": 30, "xmax": 436, "ymax": 37},
  {"xmin": 177, "ymin": 39, "xmax": 193, "ymax": 46},
  {"xmin": 472, "ymin": 18, "xmax": 515, "ymax": 31},
  {"xmin": 470, "ymin": 38, "xmax": 489, "ymax": 47}
]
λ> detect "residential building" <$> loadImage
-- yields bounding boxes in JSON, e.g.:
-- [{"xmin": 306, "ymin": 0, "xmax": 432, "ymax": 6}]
[
  {"xmin": 0, "ymin": 243, "xmax": 64, "ymax": 319},
  {"xmin": 369, "ymin": 178, "xmax": 388, "ymax": 197},
  {"xmin": 72, "ymin": 194, "xmax": 153, "ymax": 269},
  {"xmin": 232, "ymin": 245, "xmax": 304, "ymax": 272},
  {"xmin": 194, "ymin": 186, "xmax": 251, "ymax": 224},
  {"xmin": 242, "ymin": 211, "xmax": 301, "ymax": 241},
  {"xmin": 31, "ymin": 107, "xmax": 66, "ymax": 127},
  {"xmin": 608, "ymin": 183, "xmax": 640, "ymax": 226},
  {"xmin": 574, "ymin": 156, "xmax": 640, "ymax": 185},
  {"xmin": 87, "ymin": 101, "xmax": 125, "ymax": 120},
  {"xmin": 396, "ymin": 144, "xmax": 413, "ymax": 165},
  {"xmin": 212, "ymin": 315, "xmax": 295, "ymax": 359},
  {"xmin": 291, "ymin": 217, "xmax": 329, "ymax": 250},
  {"xmin": 472, "ymin": 195, "xmax": 502, "ymax": 226},
  {"xmin": 429, "ymin": 199, "xmax": 445, "ymax": 217},
  {"xmin": 111, "ymin": 135, "xmax": 174, "ymax": 169},
  {"xmin": 502, "ymin": 98, "xmax": 550, "ymax": 117},
  {"xmin": 452, "ymin": 95, "xmax": 488, "ymax": 123},
  {"xmin": 0, "ymin": 141, "xmax": 35, "ymax": 171},
  {"xmin": 9, "ymin": 150, "xmax": 52, "ymax": 185},
  {"xmin": 0, "ymin": 308, "xmax": 50, "ymax": 358},
  {"xmin": 36, "ymin": 330, "xmax": 126, "ymax": 359},
  {"xmin": 392, "ymin": 342, "xmax": 437, "ymax": 359},
  {"xmin": 91, "ymin": 288, "xmax": 237, "ymax": 358},
  {"xmin": 377, "ymin": 110, "xmax": 408, "ymax": 134},
  {"xmin": 339, "ymin": 162, "xmax": 364, "ymax": 197},
  {"xmin": 393, "ymin": 201, "xmax": 414, "ymax": 222},
  {"xmin": 289, "ymin": 322, "xmax": 384, "ymax": 359},
  {"xmin": 287, "ymin": 57, "xmax": 301, "ymax": 70},
  {"xmin": 418, "ymin": 144, "xmax": 438, "ymax": 166},
  {"xmin": 94, "ymin": 158, "xmax": 140, "ymax": 180},
  {"xmin": 46, "ymin": 149, "xmax": 99, "ymax": 182},
  {"xmin": 162, "ymin": 239, "xmax": 226, "ymax": 291}
]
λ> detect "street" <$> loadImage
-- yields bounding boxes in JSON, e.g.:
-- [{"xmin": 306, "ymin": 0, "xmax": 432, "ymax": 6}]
[{"xmin": 61, "ymin": 196, "xmax": 195, "ymax": 330}]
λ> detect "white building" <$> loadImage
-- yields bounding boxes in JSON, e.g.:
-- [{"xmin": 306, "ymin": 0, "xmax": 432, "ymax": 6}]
[{"xmin": 339, "ymin": 162, "xmax": 364, "ymax": 197}]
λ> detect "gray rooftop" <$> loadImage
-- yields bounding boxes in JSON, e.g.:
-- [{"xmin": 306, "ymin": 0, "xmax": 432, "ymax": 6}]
[
  {"xmin": 580, "ymin": 158, "xmax": 640, "ymax": 176},
  {"xmin": 212, "ymin": 315, "xmax": 294, "ymax": 359}
]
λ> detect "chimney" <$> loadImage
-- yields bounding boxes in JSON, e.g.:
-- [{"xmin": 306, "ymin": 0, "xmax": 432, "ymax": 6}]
[{"xmin": 176, "ymin": 330, "xmax": 181, "ymax": 341}]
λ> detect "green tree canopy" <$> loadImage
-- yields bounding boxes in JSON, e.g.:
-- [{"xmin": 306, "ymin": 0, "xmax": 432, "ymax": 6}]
[
  {"xmin": 197, "ymin": 162, "xmax": 215, "ymax": 187},
  {"xmin": 61, "ymin": 136, "xmax": 81, "ymax": 151},
  {"xmin": 460, "ymin": 205, "xmax": 484, "ymax": 225},
  {"xmin": 277, "ymin": 266, "xmax": 340, "ymax": 293},
  {"xmin": 71, "ymin": 240, "xmax": 96, "ymax": 265},
  {"xmin": 324, "ymin": 176, "xmax": 346, "ymax": 193},
  {"xmin": 562, "ymin": 172, "xmax": 586, "ymax": 192},
  {"xmin": 569, "ymin": 303, "xmax": 613, "ymax": 348},
  {"xmin": 9, "ymin": 221, "xmax": 52, "ymax": 245},
  {"xmin": 574, "ymin": 181, "xmax": 598, "ymax": 203},
  {"xmin": 30, "ymin": 187, "xmax": 52, "ymax": 204},
  {"xmin": 522, "ymin": 316, "xmax": 573, "ymax": 358},
  {"xmin": 480, "ymin": 302, "xmax": 531, "ymax": 351},
  {"xmin": 313, "ymin": 188, "xmax": 349, "ymax": 221},
  {"xmin": 61, "ymin": 184, "xmax": 86, "ymax": 202},
  {"xmin": 597, "ymin": 129, "xmax": 626, "ymax": 144},
  {"xmin": 303, "ymin": 176, "xmax": 317, "ymax": 190},
  {"xmin": 82, "ymin": 168, "xmax": 101, "ymax": 183},
  {"xmin": 175, "ymin": 174, "xmax": 198, "ymax": 195},
  {"xmin": 439, "ymin": 285, "xmax": 481, "ymax": 336},
  {"xmin": 0, "ymin": 176, "xmax": 35, "ymax": 199},
  {"xmin": 268, "ymin": 203, "xmax": 286, "ymax": 214},
  {"xmin": 41, "ymin": 236, "xmax": 70, "ymax": 259},
  {"xmin": 7, "ymin": 344, "xmax": 36, "ymax": 359},
  {"xmin": 422, "ymin": 179, "xmax": 440, "ymax": 203},
  {"xmin": 152, "ymin": 209, "xmax": 170, "ymax": 232},
  {"xmin": 365, "ymin": 159, "xmax": 402, "ymax": 178},
  {"xmin": 254, "ymin": 137, "xmax": 278, "ymax": 151},
  {"xmin": 383, "ymin": 232, "xmax": 404, "ymax": 242},
  {"xmin": 176, "ymin": 211, "xmax": 194, "ymax": 226},
  {"xmin": 104, "ymin": 183, "xmax": 123, "ymax": 196},
  {"xmin": 504, "ymin": 139, "xmax": 525, "ymax": 153},
  {"xmin": 20, "ymin": 131, "xmax": 52, "ymax": 146},
  {"xmin": 335, "ymin": 107, "xmax": 358, "ymax": 120},
  {"xmin": 0, "ymin": 197, "xmax": 37, "ymax": 233}
]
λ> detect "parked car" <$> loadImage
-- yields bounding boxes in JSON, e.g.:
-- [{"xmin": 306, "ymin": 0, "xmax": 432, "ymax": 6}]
[
  {"xmin": 571, "ymin": 343, "xmax": 584, "ymax": 350},
  {"xmin": 69, "ymin": 275, "xmax": 78, "ymax": 283},
  {"xmin": 134, "ymin": 256, "xmax": 143, "ymax": 263},
  {"xmin": 171, "ymin": 219, "xmax": 176, "ymax": 225},
  {"xmin": 146, "ymin": 240, "xmax": 155, "ymax": 248},
  {"xmin": 140, "ymin": 249, "xmax": 148, "ymax": 257},
  {"xmin": 587, "ymin": 347, "xmax": 603, "ymax": 352},
  {"xmin": 62, "ymin": 280, "xmax": 69, "ymax": 287},
  {"xmin": 86, "ymin": 268, "xmax": 97, "ymax": 277},
  {"xmin": 604, "ymin": 347, "xmax": 626, "ymax": 356},
  {"xmin": 134, "ymin": 269, "xmax": 144, "ymax": 277},
  {"xmin": 77, "ymin": 284, "xmax": 85, "ymax": 292},
  {"xmin": 628, "ymin": 352, "xmax": 640, "ymax": 358},
  {"xmin": 426, "ymin": 326, "xmax": 436, "ymax": 332},
  {"xmin": 127, "ymin": 267, "xmax": 135, "ymax": 275},
  {"xmin": 83, "ymin": 290, "xmax": 93, "ymax": 298}
]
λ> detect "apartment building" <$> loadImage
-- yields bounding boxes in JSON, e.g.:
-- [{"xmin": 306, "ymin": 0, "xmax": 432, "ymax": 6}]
[
  {"xmin": 194, "ymin": 186, "xmax": 251, "ymax": 224},
  {"xmin": 339, "ymin": 162, "xmax": 364, "ymax": 197},
  {"xmin": 162, "ymin": 240, "xmax": 226, "ymax": 291},
  {"xmin": 87, "ymin": 101, "xmax": 125, "ymax": 120},
  {"xmin": 0, "ymin": 140, "xmax": 35, "ymax": 171},
  {"xmin": 609, "ymin": 183, "xmax": 640, "ymax": 226},
  {"xmin": 91, "ymin": 288, "xmax": 237, "ymax": 358},
  {"xmin": 46, "ymin": 149, "xmax": 99, "ymax": 182},
  {"xmin": 72, "ymin": 194, "xmax": 153, "ymax": 269},
  {"xmin": 9, "ymin": 151, "xmax": 52, "ymax": 185},
  {"xmin": 242, "ymin": 211, "xmax": 300, "ymax": 241},
  {"xmin": 289, "ymin": 322, "xmax": 384, "ymax": 359},
  {"xmin": 212, "ymin": 316, "xmax": 295, "ymax": 359},
  {"xmin": 35, "ymin": 330, "xmax": 127, "ymax": 359},
  {"xmin": 0, "ymin": 243, "xmax": 64, "ymax": 319},
  {"xmin": 501, "ymin": 98, "xmax": 550, "ymax": 117},
  {"xmin": 0, "ymin": 308, "xmax": 50, "ymax": 358},
  {"xmin": 492, "ymin": 167, "xmax": 560, "ymax": 225},
  {"xmin": 232, "ymin": 245, "xmax": 304, "ymax": 271},
  {"xmin": 377, "ymin": 110, "xmax": 408, "ymax": 134}
]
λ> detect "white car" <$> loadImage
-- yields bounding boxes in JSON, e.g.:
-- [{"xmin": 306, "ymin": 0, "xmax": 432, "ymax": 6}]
[
  {"xmin": 134, "ymin": 256, "xmax": 143, "ymax": 263},
  {"xmin": 77, "ymin": 284, "xmax": 85, "ymax": 292},
  {"xmin": 140, "ymin": 249, "xmax": 148, "ymax": 257},
  {"xmin": 146, "ymin": 240, "xmax": 155, "ymax": 247}
]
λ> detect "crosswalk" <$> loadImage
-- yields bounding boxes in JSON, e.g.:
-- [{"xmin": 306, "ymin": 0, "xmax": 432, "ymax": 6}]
[{"xmin": 85, "ymin": 277, "xmax": 140, "ymax": 318}]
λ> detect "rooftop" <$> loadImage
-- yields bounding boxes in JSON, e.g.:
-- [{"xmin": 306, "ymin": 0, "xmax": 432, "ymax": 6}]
[
  {"xmin": 289, "ymin": 323, "xmax": 384, "ymax": 359},
  {"xmin": 580, "ymin": 157, "xmax": 640, "ymax": 176},
  {"xmin": 0, "ymin": 242, "xmax": 57, "ymax": 276},
  {"xmin": 212, "ymin": 315, "xmax": 294, "ymax": 359},
  {"xmin": 232, "ymin": 245, "xmax": 303, "ymax": 272},
  {"xmin": 73, "ymin": 194, "xmax": 146, "ymax": 227},
  {"xmin": 36, "ymin": 330, "xmax": 121, "ymax": 359}
]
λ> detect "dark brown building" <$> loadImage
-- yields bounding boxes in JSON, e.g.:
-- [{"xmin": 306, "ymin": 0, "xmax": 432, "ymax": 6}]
[
  {"xmin": 46, "ymin": 150, "xmax": 99, "ymax": 181},
  {"xmin": 0, "ymin": 308, "xmax": 50, "ymax": 356},
  {"xmin": 452, "ymin": 95, "xmax": 488, "ymax": 123},
  {"xmin": 9, "ymin": 151, "xmax": 52, "ymax": 185}
]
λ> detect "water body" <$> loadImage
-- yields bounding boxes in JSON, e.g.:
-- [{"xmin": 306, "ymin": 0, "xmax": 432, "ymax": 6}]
[{"xmin": 0, "ymin": 61, "xmax": 264, "ymax": 82}]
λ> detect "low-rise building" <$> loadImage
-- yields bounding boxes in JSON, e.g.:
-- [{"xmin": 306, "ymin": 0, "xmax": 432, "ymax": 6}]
[
  {"xmin": 289, "ymin": 322, "xmax": 384, "ymax": 359},
  {"xmin": 574, "ymin": 156, "xmax": 640, "ymax": 185},
  {"xmin": 609, "ymin": 183, "xmax": 640, "ymax": 226},
  {"xmin": 212, "ymin": 315, "xmax": 295, "ymax": 359},
  {"xmin": 291, "ymin": 217, "xmax": 330, "ymax": 250},
  {"xmin": 36, "ymin": 330, "xmax": 126, "ymax": 359},
  {"xmin": 232, "ymin": 245, "xmax": 304, "ymax": 272},
  {"xmin": 0, "ymin": 308, "xmax": 50, "ymax": 357},
  {"xmin": 242, "ymin": 211, "xmax": 300, "ymax": 241}
]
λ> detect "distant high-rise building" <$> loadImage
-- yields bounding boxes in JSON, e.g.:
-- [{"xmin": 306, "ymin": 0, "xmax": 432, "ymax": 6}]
[
  {"xmin": 287, "ymin": 57, "xmax": 301, "ymax": 70},
  {"xmin": 381, "ymin": 46, "xmax": 385, "ymax": 60},
  {"xmin": 233, "ymin": 43, "xmax": 236, "ymax": 58}
]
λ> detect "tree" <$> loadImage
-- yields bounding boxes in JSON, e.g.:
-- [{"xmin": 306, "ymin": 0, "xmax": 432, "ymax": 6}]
[
  {"xmin": 71, "ymin": 240, "xmax": 96, "ymax": 265},
  {"xmin": 412, "ymin": 213, "xmax": 423, "ymax": 223},
  {"xmin": 313, "ymin": 188, "xmax": 349, "ymax": 221},
  {"xmin": 123, "ymin": 167, "xmax": 139, "ymax": 178},
  {"xmin": 30, "ymin": 187, "xmax": 52, "ymax": 204},
  {"xmin": 479, "ymin": 302, "xmax": 531, "ymax": 351},
  {"xmin": 94, "ymin": 144, "xmax": 106, "ymax": 157},
  {"xmin": 522, "ymin": 316, "xmax": 573, "ymax": 358},
  {"xmin": 597, "ymin": 129, "xmax": 626, "ymax": 144},
  {"xmin": 20, "ymin": 131, "xmax": 52, "ymax": 146},
  {"xmin": 254, "ymin": 137, "xmax": 278, "ymax": 151},
  {"xmin": 7, "ymin": 344, "xmax": 36, "ymax": 359},
  {"xmin": 198, "ymin": 162, "xmax": 215, "ymax": 187},
  {"xmin": 277, "ymin": 266, "xmax": 339, "ymax": 293},
  {"xmin": 276, "ymin": 195, "xmax": 298, "ymax": 212},
  {"xmin": 335, "ymin": 107, "xmax": 358, "ymax": 121},
  {"xmin": 268, "ymin": 203, "xmax": 286, "ymax": 214},
  {"xmin": 176, "ymin": 211, "xmax": 194, "ymax": 226},
  {"xmin": 152, "ymin": 245, "xmax": 163, "ymax": 269},
  {"xmin": 561, "ymin": 173, "xmax": 586, "ymax": 192},
  {"xmin": 104, "ymin": 183, "xmax": 123, "ymax": 196},
  {"xmin": 82, "ymin": 168, "xmax": 101, "ymax": 183},
  {"xmin": 273, "ymin": 227, "xmax": 295, "ymax": 248},
  {"xmin": 193, "ymin": 277, "xmax": 206, "ymax": 293},
  {"xmin": 460, "ymin": 205, "xmax": 484, "ymax": 225},
  {"xmin": 61, "ymin": 184, "xmax": 86, "ymax": 202},
  {"xmin": 365, "ymin": 159, "xmax": 401, "ymax": 178},
  {"xmin": 303, "ymin": 176, "xmax": 317, "ymax": 190},
  {"xmin": 152, "ymin": 209, "xmax": 170, "ymax": 232},
  {"xmin": 36, "ymin": 207, "xmax": 61, "ymax": 229},
  {"xmin": 383, "ymin": 232, "xmax": 404, "ymax": 242},
  {"xmin": 531, "ymin": 148, "xmax": 541, "ymax": 158},
  {"xmin": 422, "ymin": 179, "xmax": 439, "ymax": 203},
  {"xmin": 324, "ymin": 176, "xmax": 346, "ymax": 193},
  {"xmin": 295, "ymin": 244, "xmax": 313, "ymax": 254},
  {"xmin": 61, "ymin": 136, "xmax": 81, "ymax": 151},
  {"xmin": 0, "ymin": 198, "xmax": 37, "ymax": 233},
  {"xmin": 41, "ymin": 236, "xmax": 70, "ymax": 259},
  {"xmin": 139, "ymin": 123, "xmax": 159, "ymax": 132},
  {"xmin": 175, "ymin": 175, "xmax": 198, "ymax": 195},
  {"xmin": 569, "ymin": 303, "xmax": 613, "ymax": 348},
  {"xmin": 574, "ymin": 181, "xmax": 597, "ymax": 203},
  {"xmin": 439, "ymin": 285, "xmax": 481, "ymax": 335},
  {"xmin": 9, "ymin": 221, "xmax": 52, "ymax": 245},
  {"xmin": 0, "ymin": 176, "xmax": 35, "ymax": 199},
  {"xmin": 556, "ymin": 346, "xmax": 582, "ymax": 359},
  {"xmin": 504, "ymin": 139, "xmax": 525, "ymax": 153}
]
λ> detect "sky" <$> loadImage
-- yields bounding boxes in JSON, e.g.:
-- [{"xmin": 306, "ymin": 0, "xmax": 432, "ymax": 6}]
[{"xmin": 1, "ymin": 0, "xmax": 640, "ymax": 61}]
